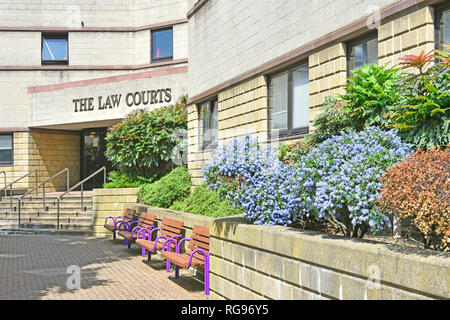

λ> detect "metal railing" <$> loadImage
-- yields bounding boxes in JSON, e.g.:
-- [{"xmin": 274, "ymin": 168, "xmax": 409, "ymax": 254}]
[
  {"xmin": 17, "ymin": 168, "xmax": 69, "ymax": 227},
  {"xmin": 56, "ymin": 166, "xmax": 106, "ymax": 230},
  {"xmin": 0, "ymin": 171, "xmax": 6, "ymax": 198},
  {"xmin": 0, "ymin": 169, "xmax": 38, "ymax": 212}
]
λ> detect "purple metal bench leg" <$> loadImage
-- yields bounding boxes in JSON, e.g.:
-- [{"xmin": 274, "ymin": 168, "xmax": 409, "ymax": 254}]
[
  {"xmin": 175, "ymin": 266, "xmax": 179, "ymax": 278},
  {"xmin": 205, "ymin": 255, "xmax": 210, "ymax": 296},
  {"xmin": 142, "ymin": 247, "xmax": 146, "ymax": 257}
]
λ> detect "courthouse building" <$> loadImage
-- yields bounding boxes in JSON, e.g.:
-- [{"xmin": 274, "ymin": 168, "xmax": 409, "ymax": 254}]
[
  {"xmin": 186, "ymin": 0, "xmax": 449, "ymax": 186},
  {"xmin": 0, "ymin": 0, "xmax": 189, "ymax": 191},
  {"xmin": 0, "ymin": 0, "xmax": 449, "ymax": 191}
]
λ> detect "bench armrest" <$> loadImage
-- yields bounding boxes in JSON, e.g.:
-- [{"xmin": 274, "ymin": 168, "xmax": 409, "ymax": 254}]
[
  {"xmin": 132, "ymin": 225, "xmax": 154, "ymax": 238},
  {"xmin": 113, "ymin": 217, "xmax": 125, "ymax": 229},
  {"xmin": 161, "ymin": 235, "xmax": 182, "ymax": 252},
  {"xmin": 186, "ymin": 249, "xmax": 209, "ymax": 269},
  {"xmin": 176, "ymin": 238, "xmax": 192, "ymax": 253},
  {"xmin": 128, "ymin": 220, "xmax": 139, "ymax": 232},
  {"xmin": 137, "ymin": 226, "xmax": 153, "ymax": 240},
  {"xmin": 116, "ymin": 220, "xmax": 129, "ymax": 232},
  {"xmin": 147, "ymin": 227, "xmax": 162, "ymax": 241},
  {"xmin": 104, "ymin": 216, "xmax": 116, "ymax": 225},
  {"xmin": 153, "ymin": 235, "xmax": 168, "ymax": 251}
]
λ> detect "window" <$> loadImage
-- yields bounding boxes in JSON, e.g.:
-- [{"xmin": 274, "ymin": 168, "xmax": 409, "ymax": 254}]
[
  {"xmin": 199, "ymin": 99, "xmax": 218, "ymax": 150},
  {"xmin": 42, "ymin": 33, "xmax": 68, "ymax": 65},
  {"xmin": 152, "ymin": 28, "xmax": 173, "ymax": 61},
  {"xmin": 347, "ymin": 33, "xmax": 378, "ymax": 75},
  {"xmin": 268, "ymin": 63, "xmax": 310, "ymax": 138},
  {"xmin": 435, "ymin": 3, "xmax": 450, "ymax": 51},
  {"xmin": 0, "ymin": 135, "xmax": 13, "ymax": 165}
]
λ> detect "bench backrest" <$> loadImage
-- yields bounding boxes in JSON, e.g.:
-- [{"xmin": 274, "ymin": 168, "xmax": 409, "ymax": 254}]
[
  {"xmin": 137, "ymin": 212, "xmax": 157, "ymax": 229},
  {"xmin": 123, "ymin": 208, "xmax": 136, "ymax": 221},
  {"xmin": 160, "ymin": 217, "xmax": 184, "ymax": 239},
  {"xmin": 186, "ymin": 225, "xmax": 210, "ymax": 262}
]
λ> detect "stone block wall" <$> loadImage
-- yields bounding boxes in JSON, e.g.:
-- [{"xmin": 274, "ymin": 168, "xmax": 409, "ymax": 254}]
[
  {"xmin": 0, "ymin": 130, "xmax": 80, "ymax": 192},
  {"xmin": 126, "ymin": 204, "xmax": 450, "ymax": 300},
  {"xmin": 308, "ymin": 43, "xmax": 347, "ymax": 131},
  {"xmin": 92, "ymin": 187, "xmax": 139, "ymax": 236},
  {"xmin": 187, "ymin": 76, "xmax": 268, "ymax": 186},
  {"xmin": 0, "ymin": 132, "xmax": 32, "ymax": 190},
  {"xmin": 378, "ymin": 6, "xmax": 436, "ymax": 68},
  {"xmin": 30, "ymin": 130, "xmax": 80, "ymax": 192}
]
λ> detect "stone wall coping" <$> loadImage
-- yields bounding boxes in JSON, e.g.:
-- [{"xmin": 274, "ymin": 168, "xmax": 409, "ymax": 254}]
[
  {"xmin": 135, "ymin": 203, "xmax": 449, "ymax": 298},
  {"xmin": 93, "ymin": 188, "xmax": 140, "ymax": 196}
]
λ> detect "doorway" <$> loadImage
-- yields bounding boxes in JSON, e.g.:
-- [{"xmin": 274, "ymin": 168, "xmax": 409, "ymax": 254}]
[{"xmin": 81, "ymin": 128, "xmax": 111, "ymax": 190}]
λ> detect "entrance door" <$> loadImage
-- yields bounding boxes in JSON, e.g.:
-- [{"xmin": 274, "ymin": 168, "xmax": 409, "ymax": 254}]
[{"xmin": 81, "ymin": 128, "xmax": 110, "ymax": 190}]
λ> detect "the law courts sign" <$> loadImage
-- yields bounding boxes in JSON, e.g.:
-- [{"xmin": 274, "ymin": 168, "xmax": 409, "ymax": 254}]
[
  {"xmin": 73, "ymin": 88, "xmax": 173, "ymax": 113},
  {"xmin": 29, "ymin": 68, "xmax": 187, "ymax": 130}
]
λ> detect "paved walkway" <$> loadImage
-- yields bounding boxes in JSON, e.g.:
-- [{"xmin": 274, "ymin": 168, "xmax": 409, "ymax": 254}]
[{"xmin": 0, "ymin": 234, "xmax": 208, "ymax": 300}]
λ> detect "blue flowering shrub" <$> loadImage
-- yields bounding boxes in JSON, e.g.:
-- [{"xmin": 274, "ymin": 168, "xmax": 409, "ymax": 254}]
[
  {"xmin": 202, "ymin": 127, "xmax": 412, "ymax": 239},
  {"xmin": 202, "ymin": 135, "xmax": 305, "ymax": 226},
  {"xmin": 293, "ymin": 127, "xmax": 412, "ymax": 238}
]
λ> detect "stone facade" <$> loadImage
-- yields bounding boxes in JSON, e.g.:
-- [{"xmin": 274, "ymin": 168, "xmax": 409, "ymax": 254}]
[
  {"xmin": 308, "ymin": 43, "xmax": 347, "ymax": 130},
  {"xmin": 0, "ymin": 130, "xmax": 80, "ymax": 192},
  {"xmin": 92, "ymin": 187, "xmax": 139, "ymax": 236},
  {"xmin": 186, "ymin": 2, "xmax": 446, "ymax": 185},
  {"xmin": 187, "ymin": 76, "xmax": 268, "ymax": 186},
  {"xmin": 0, "ymin": 0, "xmax": 189, "ymax": 192},
  {"xmin": 378, "ymin": 6, "xmax": 436, "ymax": 68}
]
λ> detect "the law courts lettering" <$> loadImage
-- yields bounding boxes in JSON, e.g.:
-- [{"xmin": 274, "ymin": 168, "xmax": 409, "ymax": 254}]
[{"xmin": 73, "ymin": 88, "xmax": 172, "ymax": 112}]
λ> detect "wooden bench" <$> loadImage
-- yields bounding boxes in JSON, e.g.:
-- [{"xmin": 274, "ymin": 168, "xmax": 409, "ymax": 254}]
[
  {"xmin": 117, "ymin": 212, "xmax": 157, "ymax": 248},
  {"xmin": 135, "ymin": 217, "xmax": 184, "ymax": 261},
  {"xmin": 104, "ymin": 208, "xmax": 137, "ymax": 240},
  {"xmin": 161, "ymin": 225, "xmax": 210, "ymax": 296}
]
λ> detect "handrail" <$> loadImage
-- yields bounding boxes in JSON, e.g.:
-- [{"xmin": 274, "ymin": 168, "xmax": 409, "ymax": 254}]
[
  {"xmin": 0, "ymin": 169, "xmax": 38, "ymax": 212},
  {"xmin": 0, "ymin": 171, "xmax": 6, "ymax": 198},
  {"xmin": 17, "ymin": 168, "xmax": 69, "ymax": 227},
  {"xmin": 56, "ymin": 166, "xmax": 106, "ymax": 230}
]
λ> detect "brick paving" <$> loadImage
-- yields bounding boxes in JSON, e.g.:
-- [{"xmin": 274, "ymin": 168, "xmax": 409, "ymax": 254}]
[{"xmin": 0, "ymin": 234, "xmax": 208, "ymax": 300}]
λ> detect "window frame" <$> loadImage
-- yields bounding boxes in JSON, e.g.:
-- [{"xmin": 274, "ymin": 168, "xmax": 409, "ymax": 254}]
[
  {"xmin": 346, "ymin": 31, "xmax": 378, "ymax": 77},
  {"xmin": 0, "ymin": 134, "xmax": 14, "ymax": 166},
  {"xmin": 198, "ymin": 98, "xmax": 219, "ymax": 151},
  {"xmin": 267, "ymin": 61, "xmax": 310, "ymax": 140},
  {"xmin": 151, "ymin": 27, "xmax": 174, "ymax": 62},
  {"xmin": 41, "ymin": 33, "xmax": 69, "ymax": 66},
  {"xmin": 434, "ymin": 3, "xmax": 450, "ymax": 51}
]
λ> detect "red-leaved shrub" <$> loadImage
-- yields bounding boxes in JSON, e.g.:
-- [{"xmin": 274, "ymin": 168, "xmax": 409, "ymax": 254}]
[{"xmin": 378, "ymin": 148, "xmax": 450, "ymax": 250}]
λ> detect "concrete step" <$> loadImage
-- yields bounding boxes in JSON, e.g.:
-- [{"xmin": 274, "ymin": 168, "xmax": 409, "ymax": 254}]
[
  {"xmin": 0, "ymin": 227, "xmax": 92, "ymax": 236},
  {"xmin": 0, "ymin": 219, "xmax": 93, "ymax": 231},
  {"xmin": 0, "ymin": 212, "xmax": 93, "ymax": 218},
  {"xmin": 0, "ymin": 205, "xmax": 92, "ymax": 212}
]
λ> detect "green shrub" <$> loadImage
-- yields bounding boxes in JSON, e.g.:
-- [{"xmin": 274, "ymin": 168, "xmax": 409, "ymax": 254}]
[
  {"xmin": 105, "ymin": 101, "xmax": 187, "ymax": 181},
  {"xmin": 137, "ymin": 166, "xmax": 192, "ymax": 208},
  {"xmin": 103, "ymin": 171, "xmax": 141, "ymax": 188},
  {"xmin": 307, "ymin": 96, "xmax": 354, "ymax": 145},
  {"xmin": 170, "ymin": 184, "xmax": 244, "ymax": 218},
  {"xmin": 309, "ymin": 64, "xmax": 403, "ymax": 144},
  {"xmin": 341, "ymin": 63, "xmax": 403, "ymax": 130},
  {"xmin": 388, "ymin": 63, "xmax": 450, "ymax": 150},
  {"xmin": 103, "ymin": 171, "xmax": 156, "ymax": 188}
]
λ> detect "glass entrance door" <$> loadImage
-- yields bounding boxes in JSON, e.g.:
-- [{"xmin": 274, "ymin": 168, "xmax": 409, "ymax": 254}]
[{"xmin": 81, "ymin": 128, "xmax": 110, "ymax": 190}]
